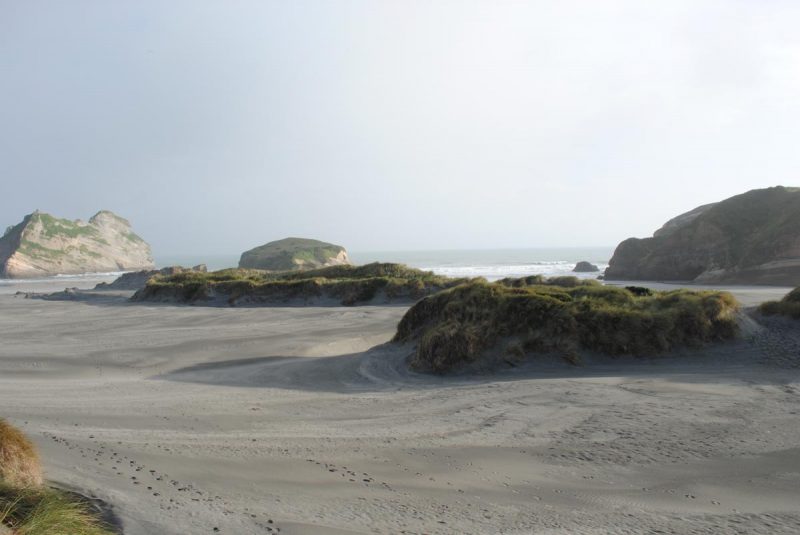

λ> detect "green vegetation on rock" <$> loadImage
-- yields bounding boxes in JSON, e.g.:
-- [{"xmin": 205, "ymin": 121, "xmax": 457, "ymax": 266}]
[
  {"xmin": 134, "ymin": 262, "xmax": 470, "ymax": 306},
  {"xmin": 0, "ymin": 210, "xmax": 153, "ymax": 278},
  {"xmin": 30, "ymin": 213, "xmax": 98, "ymax": 240},
  {"xmin": 122, "ymin": 231, "xmax": 144, "ymax": 243},
  {"xmin": 759, "ymin": 288, "xmax": 800, "ymax": 319},
  {"xmin": 16, "ymin": 241, "xmax": 63, "ymax": 261},
  {"xmin": 393, "ymin": 277, "xmax": 740, "ymax": 373}
]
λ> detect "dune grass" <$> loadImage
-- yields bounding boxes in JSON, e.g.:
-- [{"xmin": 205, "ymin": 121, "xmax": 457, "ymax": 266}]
[
  {"xmin": 0, "ymin": 484, "xmax": 114, "ymax": 535},
  {"xmin": 0, "ymin": 420, "xmax": 114, "ymax": 535},
  {"xmin": 759, "ymin": 287, "xmax": 800, "ymax": 319},
  {"xmin": 393, "ymin": 277, "xmax": 740, "ymax": 373},
  {"xmin": 0, "ymin": 420, "xmax": 42, "ymax": 489},
  {"xmin": 134, "ymin": 262, "xmax": 471, "ymax": 306}
]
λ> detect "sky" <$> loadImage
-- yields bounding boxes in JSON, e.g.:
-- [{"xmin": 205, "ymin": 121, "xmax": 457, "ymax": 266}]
[{"xmin": 2, "ymin": 1, "xmax": 800, "ymax": 257}]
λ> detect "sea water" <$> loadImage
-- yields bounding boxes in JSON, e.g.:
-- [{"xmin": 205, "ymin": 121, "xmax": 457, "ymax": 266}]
[
  {"xmin": 160, "ymin": 247, "xmax": 613, "ymax": 279},
  {"xmin": 0, "ymin": 247, "xmax": 613, "ymax": 294}
]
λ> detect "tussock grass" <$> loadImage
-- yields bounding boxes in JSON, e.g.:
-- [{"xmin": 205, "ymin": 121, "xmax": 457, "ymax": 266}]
[
  {"xmin": 393, "ymin": 278, "xmax": 740, "ymax": 373},
  {"xmin": 134, "ymin": 263, "xmax": 471, "ymax": 306},
  {"xmin": 0, "ymin": 421, "xmax": 114, "ymax": 535},
  {"xmin": 0, "ymin": 420, "xmax": 42, "ymax": 489},
  {"xmin": 0, "ymin": 483, "xmax": 114, "ymax": 535},
  {"xmin": 759, "ymin": 287, "xmax": 800, "ymax": 319}
]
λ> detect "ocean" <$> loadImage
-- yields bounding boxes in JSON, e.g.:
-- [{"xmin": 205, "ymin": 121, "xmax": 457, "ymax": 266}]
[
  {"xmin": 160, "ymin": 247, "xmax": 613, "ymax": 279},
  {"xmin": 0, "ymin": 247, "xmax": 613, "ymax": 295}
]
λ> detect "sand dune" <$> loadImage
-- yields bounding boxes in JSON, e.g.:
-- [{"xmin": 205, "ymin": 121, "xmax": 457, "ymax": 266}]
[{"xmin": 1, "ymin": 291, "xmax": 799, "ymax": 534}]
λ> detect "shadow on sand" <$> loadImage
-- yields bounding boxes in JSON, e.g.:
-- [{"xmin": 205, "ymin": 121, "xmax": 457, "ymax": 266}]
[{"xmin": 158, "ymin": 338, "xmax": 797, "ymax": 395}]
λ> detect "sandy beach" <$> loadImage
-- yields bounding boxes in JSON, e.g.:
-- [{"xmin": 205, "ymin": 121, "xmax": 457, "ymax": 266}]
[{"xmin": 1, "ymin": 286, "xmax": 799, "ymax": 534}]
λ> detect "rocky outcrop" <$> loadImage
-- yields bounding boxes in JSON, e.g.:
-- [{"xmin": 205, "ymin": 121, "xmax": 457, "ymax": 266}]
[
  {"xmin": 94, "ymin": 264, "xmax": 207, "ymax": 291},
  {"xmin": 0, "ymin": 210, "xmax": 154, "ymax": 278},
  {"xmin": 605, "ymin": 186, "xmax": 800, "ymax": 285},
  {"xmin": 573, "ymin": 261, "xmax": 599, "ymax": 273},
  {"xmin": 239, "ymin": 237, "xmax": 351, "ymax": 271},
  {"xmin": 652, "ymin": 203, "xmax": 717, "ymax": 238}
]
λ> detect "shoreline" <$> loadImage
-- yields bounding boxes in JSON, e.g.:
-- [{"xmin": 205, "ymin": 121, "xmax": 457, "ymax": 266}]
[{"xmin": 1, "ymin": 293, "xmax": 799, "ymax": 533}]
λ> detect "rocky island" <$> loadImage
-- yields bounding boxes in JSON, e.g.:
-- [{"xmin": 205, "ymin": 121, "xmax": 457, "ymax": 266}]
[
  {"xmin": 238, "ymin": 237, "xmax": 350, "ymax": 271},
  {"xmin": 573, "ymin": 261, "xmax": 599, "ymax": 272},
  {"xmin": 0, "ymin": 210, "xmax": 154, "ymax": 278},
  {"xmin": 605, "ymin": 186, "xmax": 800, "ymax": 285}
]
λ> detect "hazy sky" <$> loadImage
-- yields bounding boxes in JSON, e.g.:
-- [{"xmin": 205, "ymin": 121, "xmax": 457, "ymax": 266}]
[{"xmin": 2, "ymin": 1, "xmax": 799, "ymax": 256}]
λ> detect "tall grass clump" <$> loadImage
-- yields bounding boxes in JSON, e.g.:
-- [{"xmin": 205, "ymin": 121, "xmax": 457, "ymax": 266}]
[
  {"xmin": 394, "ymin": 279, "xmax": 740, "ymax": 373},
  {"xmin": 759, "ymin": 287, "xmax": 800, "ymax": 319},
  {"xmin": 0, "ymin": 484, "xmax": 114, "ymax": 535},
  {"xmin": 0, "ymin": 420, "xmax": 114, "ymax": 535},
  {"xmin": 0, "ymin": 420, "xmax": 42, "ymax": 489}
]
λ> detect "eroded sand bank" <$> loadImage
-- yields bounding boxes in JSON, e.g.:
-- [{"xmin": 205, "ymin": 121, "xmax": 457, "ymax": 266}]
[{"xmin": 1, "ymin": 290, "xmax": 799, "ymax": 534}]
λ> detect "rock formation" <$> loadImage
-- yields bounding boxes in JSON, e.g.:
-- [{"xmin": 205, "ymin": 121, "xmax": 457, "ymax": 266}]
[
  {"xmin": 239, "ymin": 237, "xmax": 351, "ymax": 271},
  {"xmin": 0, "ymin": 210, "xmax": 154, "ymax": 278},
  {"xmin": 605, "ymin": 186, "xmax": 800, "ymax": 285},
  {"xmin": 573, "ymin": 261, "xmax": 599, "ymax": 272},
  {"xmin": 94, "ymin": 264, "xmax": 207, "ymax": 291}
]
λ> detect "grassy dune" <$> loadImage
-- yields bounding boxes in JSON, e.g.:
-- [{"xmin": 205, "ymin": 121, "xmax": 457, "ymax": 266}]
[
  {"xmin": 394, "ymin": 277, "xmax": 740, "ymax": 373},
  {"xmin": 0, "ymin": 420, "xmax": 113, "ymax": 535},
  {"xmin": 134, "ymin": 262, "xmax": 472, "ymax": 306},
  {"xmin": 759, "ymin": 287, "xmax": 800, "ymax": 319}
]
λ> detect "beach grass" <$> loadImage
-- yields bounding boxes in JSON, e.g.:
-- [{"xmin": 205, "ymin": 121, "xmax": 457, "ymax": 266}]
[
  {"xmin": 0, "ymin": 420, "xmax": 42, "ymax": 489},
  {"xmin": 0, "ymin": 420, "xmax": 114, "ymax": 535},
  {"xmin": 394, "ymin": 277, "xmax": 740, "ymax": 373},
  {"xmin": 134, "ymin": 262, "xmax": 472, "ymax": 306},
  {"xmin": 759, "ymin": 287, "xmax": 800, "ymax": 319},
  {"xmin": 0, "ymin": 484, "xmax": 114, "ymax": 535}
]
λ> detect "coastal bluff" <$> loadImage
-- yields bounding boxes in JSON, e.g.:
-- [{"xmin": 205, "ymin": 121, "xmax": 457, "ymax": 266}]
[
  {"xmin": 0, "ymin": 210, "xmax": 154, "ymax": 278},
  {"xmin": 605, "ymin": 186, "xmax": 800, "ymax": 286},
  {"xmin": 239, "ymin": 237, "xmax": 351, "ymax": 271}
]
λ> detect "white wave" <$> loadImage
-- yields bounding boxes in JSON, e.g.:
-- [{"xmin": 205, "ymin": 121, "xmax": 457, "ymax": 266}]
[
  {"xmin": 0, "ymin": 271, "xmax": 128, "ymax": 286},
  {"xmin": 420, "ymin": 262, "xmax": 609, "ymax": 281}
]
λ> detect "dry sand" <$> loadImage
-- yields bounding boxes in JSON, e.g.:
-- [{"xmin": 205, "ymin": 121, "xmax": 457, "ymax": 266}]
[{"xmin": 1, "ymin": 286, "xmax": 799, "ymax": 534}]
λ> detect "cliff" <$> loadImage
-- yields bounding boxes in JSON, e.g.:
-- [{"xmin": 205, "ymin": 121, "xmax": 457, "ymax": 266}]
[
  {"xmin": 239, "ymin": 237, "xmax": 351, "ymax": 271},
  {"xmin": 0, "ymin": 210, "xmax": 154, "ymax": 278},
  {"xmin": 605, "ymin": 186, "xmax": 800, "ymax": 285}
]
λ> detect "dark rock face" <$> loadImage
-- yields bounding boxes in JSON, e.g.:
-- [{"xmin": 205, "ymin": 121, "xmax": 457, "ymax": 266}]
[
  {"xmin": 605, "ymin": 186, "xmax": 800, "ymax": 285},
  {"xmin": 573, "ymin": 261, "xmax": 600, "ymax": 273}
]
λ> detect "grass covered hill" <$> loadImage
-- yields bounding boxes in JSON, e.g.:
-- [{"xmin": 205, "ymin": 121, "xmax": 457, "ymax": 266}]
[
  {"xmin": 238, "ymin": 237, "xmax": 351, "ymax": 271},
  {"xmin": 759, "ymin": 287, "xmax": 800, "ymax": 319},
  {"xmin": 394, "ymin": 277, "xmax": 740, "ymax": 373},
  {"xmin": 0, "ymin": 419, "xmax": 114, "ymax": 535},
  {"xmin": 133, "ymin": 262, "xmax": 472, "ymax": 306}
]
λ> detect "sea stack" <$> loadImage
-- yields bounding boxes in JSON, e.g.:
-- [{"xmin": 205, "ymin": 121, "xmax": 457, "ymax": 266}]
[
  {"xmin": 605, "ymin": 186, "xmax": 800, "ymax": 285},
  {"xmin": 239, "ymin": 237, "xmax": 351, "ymax": 271},
  {"xmin": 0, "ymin": 210, "xmax": 154, "ymax": 278},
  {"xmin": 573, "ymin": 261, "xmax": 599, "ymax": 273}
]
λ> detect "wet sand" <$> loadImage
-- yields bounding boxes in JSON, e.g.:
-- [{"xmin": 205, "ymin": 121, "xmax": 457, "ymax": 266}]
[{"xmin": 1, "ymin": 287, "xmax": 799, "ymax": 534}]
